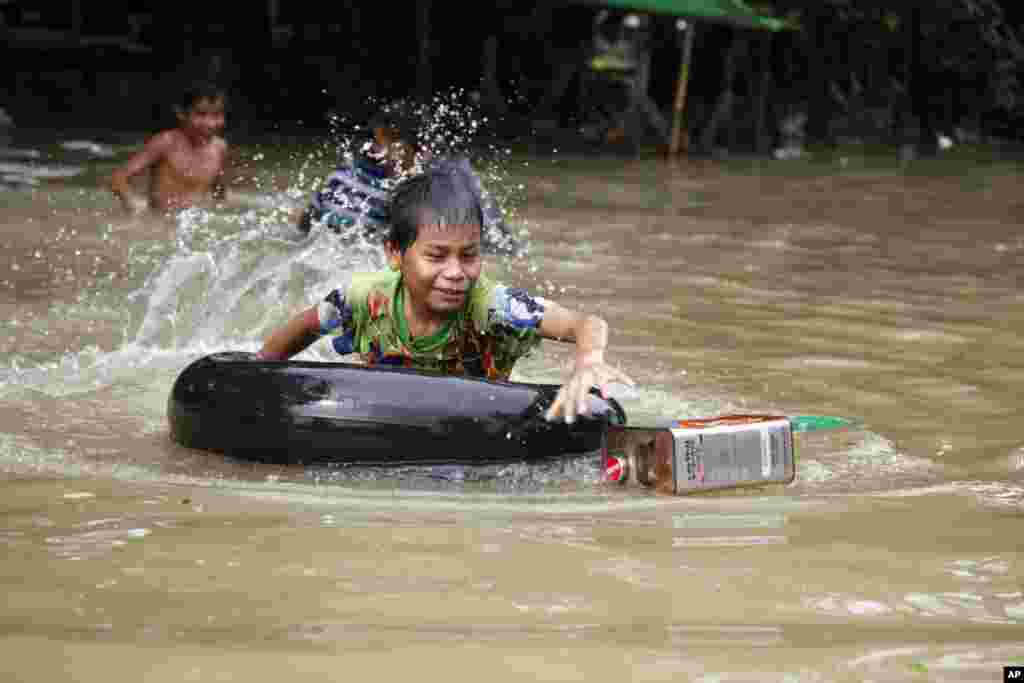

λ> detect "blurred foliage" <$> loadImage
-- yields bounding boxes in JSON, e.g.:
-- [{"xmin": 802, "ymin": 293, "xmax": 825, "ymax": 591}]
[{"xmin": 762, "ymin": 0, "xmax": 1023, "ymax": 118}]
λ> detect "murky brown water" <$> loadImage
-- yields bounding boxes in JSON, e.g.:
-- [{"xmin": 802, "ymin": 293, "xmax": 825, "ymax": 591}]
[{"xmin": 2, "ymin": 134, "xmax": 1022, "ymax": 681}]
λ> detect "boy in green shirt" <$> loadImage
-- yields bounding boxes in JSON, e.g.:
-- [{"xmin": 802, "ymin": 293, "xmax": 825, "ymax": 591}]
[{"xmin": 258, "ymin": 161, "xmax": 633, "ymax": 424}]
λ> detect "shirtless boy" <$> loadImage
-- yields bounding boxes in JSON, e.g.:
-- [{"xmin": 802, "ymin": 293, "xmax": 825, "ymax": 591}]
[{"xmin": 109, "ymin": 82, "xmax": 229, "ymax": 215}]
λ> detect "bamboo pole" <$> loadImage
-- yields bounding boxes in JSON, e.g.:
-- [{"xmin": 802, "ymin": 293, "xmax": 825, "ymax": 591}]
[{"xmin": 668, "ymin": 21, "xmax": 697, "ymax": 158}]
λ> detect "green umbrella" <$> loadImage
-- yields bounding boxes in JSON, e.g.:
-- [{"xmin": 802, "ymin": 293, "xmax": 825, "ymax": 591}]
[
  {"xmin": 579, "ymin": 0, "xmax": 789, "ymax": 155},
  {"xmin": 591, "ymin": 0, "xmax": 787, "ymax": 31}
]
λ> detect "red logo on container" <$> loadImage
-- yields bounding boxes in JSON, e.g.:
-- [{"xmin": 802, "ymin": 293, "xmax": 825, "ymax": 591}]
[{"xmin": 604, "ymin": 455, "xmax": 626, "ymax": 482}]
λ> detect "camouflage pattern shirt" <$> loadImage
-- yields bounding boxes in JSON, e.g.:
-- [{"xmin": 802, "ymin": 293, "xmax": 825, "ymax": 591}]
[{"xmin": 317, "ymin": 270, "xmax": 549, "ymax": 380}]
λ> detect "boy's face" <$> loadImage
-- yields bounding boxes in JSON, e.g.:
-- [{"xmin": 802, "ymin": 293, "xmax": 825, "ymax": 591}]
[
  {"xmin": 178, "ymin": 97, "xmax": 226, "ymax": 142},
  {"xmin": 386, "ymin": 222, "xmax": 483, "ymax": 317}
]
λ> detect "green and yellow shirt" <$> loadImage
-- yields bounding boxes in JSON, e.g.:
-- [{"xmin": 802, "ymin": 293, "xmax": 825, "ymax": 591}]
[{"xmin": 317, "ymin": 270, "xmax": 548, "ymax": 380}]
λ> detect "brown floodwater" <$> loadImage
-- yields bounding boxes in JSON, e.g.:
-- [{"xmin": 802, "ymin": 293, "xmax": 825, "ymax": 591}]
[{"xmin": 1, "ymin": 131, "xmax": 1022, "ymax": 681}]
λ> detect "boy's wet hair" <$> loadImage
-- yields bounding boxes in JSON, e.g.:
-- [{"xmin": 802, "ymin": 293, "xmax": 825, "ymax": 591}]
[
  {"xmin": 387, "ymin": 158, "xmax": 484, "ymax": 253},
  {"xmin": 180, "ymin": 81, "xmax": 227, "ymax": 113},
  {"xmin": 343, "ymin": 103, "xmax": 423, "ymax": 162}
]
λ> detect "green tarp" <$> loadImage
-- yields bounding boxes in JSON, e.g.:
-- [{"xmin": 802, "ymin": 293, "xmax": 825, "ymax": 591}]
[{"xmin": 584, "ymin": 0, "xmax": 787, "ymax": 31}]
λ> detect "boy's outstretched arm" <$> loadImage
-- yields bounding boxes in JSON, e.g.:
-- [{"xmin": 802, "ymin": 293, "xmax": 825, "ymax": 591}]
[
  {"xmin": 257, "ymin": 306, "xmax": 322, "ymax": 360},
  {"xmin": 109, "ymin": 132, "xmax": 172, "ymax": 214},
  {"xmin": 211, "ymin": 145, "xmax": 231, "ymax": 201},
  {"xmin": 212, "ymin": 141, "xmax": 246, "ymax": 204},
  {"xmin": 538, "ymin": 302, "xmax": 634, "ymax": 423}
]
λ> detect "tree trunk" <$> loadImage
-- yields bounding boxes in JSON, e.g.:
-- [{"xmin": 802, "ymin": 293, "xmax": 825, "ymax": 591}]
[
  {"xmin": 805, "ymin": 4, "xmax": 832, "ymax": 144},
  {"xmin": 626, "ymin": 33, "xmax": 670, "ymax": 143},
  {"xmin": 416, "ymin": 0, "xmax": 432, "ymax": 100},
  {"xmin": 946, "ymin": 78, "xmax": 961, "ymax": 137},
  {"xmin": 698, "ymin": 33, "xmax": 745, "ymax": 154},
  {"xmin": 907, "ymin": 3, "xmax": 936, "ymax": 153},
  {"xmin": 70, "ymin": 0, "xmax": 82, "ymax": 43},
  {"xmin": 887, "ymin": 11, "xmax": 906, "ymax": 143},
  {"xmin": 150, "ymin": 4, "xmax": 189, "ymax": 122},
  {"xmin": 535, "ymin": 48, "xmax": 583, "ymax": 123},
  {"xmin": 479, "ymin": 35, "xmax": 508, "ymax": 117},
  {"xmin": 0, "ymin": 11, "xmax": 13, "ymax": 105},
  {"xmin": 245, "ymin": 8, "xmax": 273, "ymax": 81},
  {"xmin": 753, "ymin": 32, "xmax": 775, "ymax": 154}
]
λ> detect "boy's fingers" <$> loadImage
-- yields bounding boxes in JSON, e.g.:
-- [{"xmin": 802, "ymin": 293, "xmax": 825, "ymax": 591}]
[
  {"xmin": 561, "ymin": 393, "xmax": 577, "ymax": 423},
  {"xmin": 561, "ymin": 386, "xmax": 575, "ymax": 418},
  {"xmin": 546, "ymin": 388, "xmax": 568, "ymax": 421},
  {"xmin": 609, "ymin": 367, "xmax": 635, "ymax": 385}
]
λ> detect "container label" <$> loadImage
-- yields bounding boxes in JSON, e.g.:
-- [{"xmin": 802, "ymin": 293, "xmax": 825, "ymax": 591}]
[
  {"xmin": 681, "ymin": 438, "xmax": 704, "ymax": 482},
  {"xmin": 604, "ymin": 454, "xmax": 626, "ymax": 482}
]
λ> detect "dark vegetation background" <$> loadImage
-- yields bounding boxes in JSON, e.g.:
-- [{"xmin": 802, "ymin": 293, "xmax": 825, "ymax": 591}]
[{"xmin": 2, "ymin": 0, "xmax": 1022, "ymax": 154}]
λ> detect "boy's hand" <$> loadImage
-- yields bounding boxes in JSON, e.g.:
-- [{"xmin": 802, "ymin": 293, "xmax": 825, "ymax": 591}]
[{"xmin": 545, "ymin": 350, "xmax": 634, "ymax": 424}]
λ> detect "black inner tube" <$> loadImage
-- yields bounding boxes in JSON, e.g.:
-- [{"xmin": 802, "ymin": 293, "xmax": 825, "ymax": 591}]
[{"xmin": 168, "ymin": 352, "xmax": 625, "ymax": 466}]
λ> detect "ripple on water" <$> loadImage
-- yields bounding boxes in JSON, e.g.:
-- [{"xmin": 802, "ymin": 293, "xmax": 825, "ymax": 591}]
[
  {"xmin": 782, "ymin": 356, "xmax": 875, "ymax": 370},
  {"xmin": 803, "ymin": 578, "xmax": 1023, "ymax": 626},
  {"xmin": 510, "ymin": 592, "xmax": 591, "ymax": 615},
  {"xmin": 795, "ymin": 431, "xmax": 943, "ymax": 492},
  {"xmin": 587, "ymin": 557, "xmax": 662, "ymax": 591},
  {"xmin": 45, "ymin": 524, "xmax": 152, "ymax": 561},
  {"xmin": 881, "ymin": 328, "xmax": 969, "ymax": 344},
  {"xmin": 955, "ymin": 481, "xmax": 1024, "ymax": 510},
  {"xmin": 802, "ymin": 593, "xmax": 895, "ymax": 618},
  {"xmin": 844, "ymin": 643, "xmax": 1024, "ymax": 681}
]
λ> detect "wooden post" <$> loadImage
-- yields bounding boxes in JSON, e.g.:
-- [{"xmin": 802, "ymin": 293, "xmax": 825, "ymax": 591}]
[{"xmin": 668, "ymin": 21, "xmax": 697, "ymax": 158}]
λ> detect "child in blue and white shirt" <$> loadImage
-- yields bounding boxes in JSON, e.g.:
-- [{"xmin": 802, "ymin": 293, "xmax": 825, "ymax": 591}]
[{"xmin": 295, "ymin": 108, "xmax": 518, "ymax": 255}]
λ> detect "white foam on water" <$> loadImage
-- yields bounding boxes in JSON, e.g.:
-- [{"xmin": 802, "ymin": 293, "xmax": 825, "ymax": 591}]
[
  {"xmin": 795, "ymin": 431, "xmax": 943, "ymax": 488},
  {"xmin": 121, "ymin": 202, "xmax": 383, "ymax": 353},
  {"xmin": 0, "ymin": 148, "xmax": 42, "ymax": 159},
  {"xmin": 60, "ymin": 140, "xmax": 115, "ymax": 157},
  {"xmin": 0, "ymin": 161, "xmax": 83, "ymax": 179},
  {"xmin": 781, "ymin": 356, "xmax": 876, "ymax": 370}
]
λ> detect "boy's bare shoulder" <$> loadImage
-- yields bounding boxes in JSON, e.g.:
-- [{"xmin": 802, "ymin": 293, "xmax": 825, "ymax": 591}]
[
  {"xmin": 152, "ymin": 128, "xmax": 184, "ymax": 144},
  {"xmin": 144, "ymin": 129, "xmax": 184, "ymax": 153}
]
